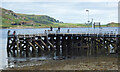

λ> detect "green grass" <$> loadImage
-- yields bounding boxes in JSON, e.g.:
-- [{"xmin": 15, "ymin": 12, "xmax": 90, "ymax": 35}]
[{"xmin": 1, "ymin": 22, "xmax": 118, "ymax": 29}]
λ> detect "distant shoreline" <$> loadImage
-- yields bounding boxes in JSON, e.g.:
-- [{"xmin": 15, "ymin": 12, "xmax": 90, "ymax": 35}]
[
  {"xmin": 0, "ymin": 26, "xmax": 91, "ymax": 29},
  {"xmin": 0, "ymin": 26, "xmax": 118, "ymax": 29}
]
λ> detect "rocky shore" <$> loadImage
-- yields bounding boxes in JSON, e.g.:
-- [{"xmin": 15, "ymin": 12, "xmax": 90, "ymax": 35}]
[{"xmin": 7, "ymin": 56, "xmax": 118, "ymax": 70}]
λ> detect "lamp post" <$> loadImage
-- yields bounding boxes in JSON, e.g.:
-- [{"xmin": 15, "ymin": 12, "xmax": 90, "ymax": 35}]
[
  {"xmin": 86, "ymin": 10, "xmax": 89, "ymax": 24},
  {"xmin": 92, "ymin": 18, "xmax": 93, "ymax": 28},
  {"xmin": 86, "ymin": 10, "xmax": 90, "ymax": 33}
]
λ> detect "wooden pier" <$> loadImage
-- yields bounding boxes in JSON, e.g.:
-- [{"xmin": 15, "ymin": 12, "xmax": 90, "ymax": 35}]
[{"xmin": 7, "ymin": 31, "xmax": 120, "ymax": 59}]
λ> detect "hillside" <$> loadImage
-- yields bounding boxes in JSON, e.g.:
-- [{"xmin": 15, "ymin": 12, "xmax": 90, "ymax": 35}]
[
  {"xmin": 106, "ymin": 22, "xmax": 118, "ymax": 27},
  {"xmin": 1, "ymin": 7, "xmax": 63, "ymax": 28},
  {"xmin": 0, "ymin": 7, "xmax": 118, "ymax": 29}
]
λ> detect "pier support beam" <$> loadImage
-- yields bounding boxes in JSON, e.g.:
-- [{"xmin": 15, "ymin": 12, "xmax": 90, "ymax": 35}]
[
  {"xmin": 56, "ymin": 35, "xmax": 60, "ymax": 57},
  {"xmin": 67, "ymin": 36, "xmax": 73, "ymax": 58},
  {"xmin": 62, "ymin": 35, "xmax": 67, "ymax": 58}
]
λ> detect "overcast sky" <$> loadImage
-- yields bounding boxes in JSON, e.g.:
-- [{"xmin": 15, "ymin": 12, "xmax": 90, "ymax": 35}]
[{"xmin": 1, "ymin": 0, "xmax": 118, "ymax": 24}]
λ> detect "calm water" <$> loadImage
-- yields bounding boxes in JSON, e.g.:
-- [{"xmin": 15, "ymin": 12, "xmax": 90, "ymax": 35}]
[{"xmin": 0, "ymin": 27, "xmax": 119, "ymax": 69}]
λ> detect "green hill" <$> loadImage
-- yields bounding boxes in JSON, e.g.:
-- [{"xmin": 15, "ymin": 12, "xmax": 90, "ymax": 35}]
[
  {"xmin": 1, "ymin": 7, "xmax": 118, "ymax": 29},
  {"xmin": 106, "ymin": 22, "xmax": 118, "ymax": 27},
  {"xmin": 1, "ymin": 7, "xmax": 63, "ymax": 28}
]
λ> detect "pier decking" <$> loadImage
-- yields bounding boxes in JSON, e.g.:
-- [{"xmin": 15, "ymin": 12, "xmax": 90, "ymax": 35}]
[{"xmin": 7, "ymin": 31, "xmax": 120, "ymax": 58}]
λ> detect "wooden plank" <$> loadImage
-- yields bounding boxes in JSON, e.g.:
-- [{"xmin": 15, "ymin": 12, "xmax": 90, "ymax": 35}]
[
  {"xmin": 28, "ymin": 41, "xmax": 36, "ymax": 50},
  {"xmin": 39, "ymin": 39, "xmax": 50, "ymax": 51},
  {"xmin": 48, "ymin": 40, "xmax": 54, "ymax": 50},
  {"xmin": 34, "ymin": 41, "xmax": 44, "ymax": 51}
]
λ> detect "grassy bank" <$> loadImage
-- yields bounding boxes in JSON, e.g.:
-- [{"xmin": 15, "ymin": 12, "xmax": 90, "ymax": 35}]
[
  {"xmin": 0, "ymin": 23, "xmax": 118, "ymax": 29},
  {"xmin": 1, "ymin": 23, "xmax": 85, "ymax": 29}
]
